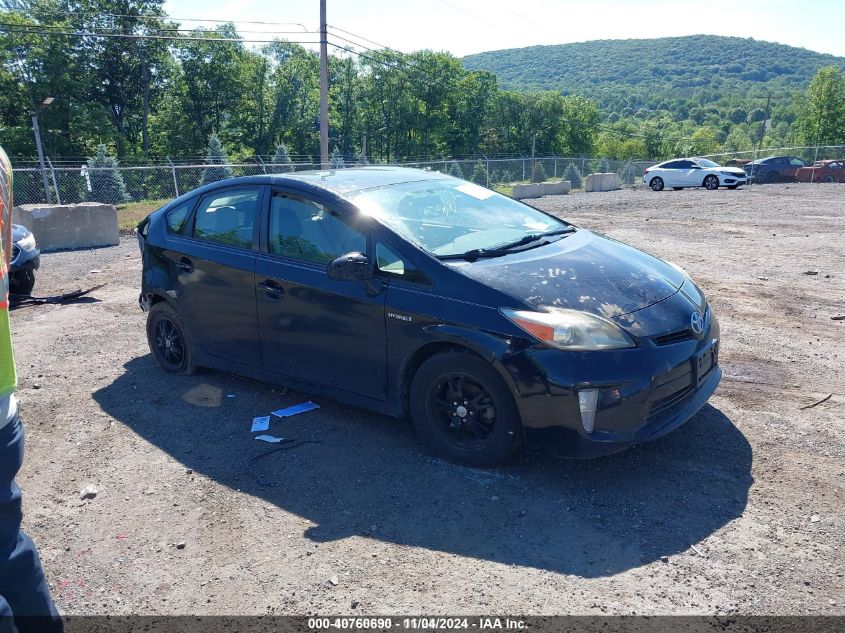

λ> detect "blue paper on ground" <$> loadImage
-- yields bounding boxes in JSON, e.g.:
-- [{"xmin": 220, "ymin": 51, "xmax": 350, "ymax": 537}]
[
  {"xmin": 251, "ymin": 416, "xmax": 271, "ymax": 433},
  {"xmin": 271, "ymin": 401, "xmax": 320, "ymax": 418}
]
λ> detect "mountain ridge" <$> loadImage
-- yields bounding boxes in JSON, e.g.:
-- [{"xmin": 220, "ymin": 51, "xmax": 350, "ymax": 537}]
[{"xmin": 462, "ymin": 34, "xmax": 845, "ymax": 111}]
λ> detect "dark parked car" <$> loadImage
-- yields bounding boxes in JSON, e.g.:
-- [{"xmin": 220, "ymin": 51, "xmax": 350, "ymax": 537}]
[
  {"xmin": 137, "ymin": 168, "xmax": 721, "ymax": 465},
  {"xmin": 9, "ymin": 224, "xmax": 40, "ymax": 295},
  {"xmin": 744, "ymin": 156, "xmax": 805, "ymax": 183}
]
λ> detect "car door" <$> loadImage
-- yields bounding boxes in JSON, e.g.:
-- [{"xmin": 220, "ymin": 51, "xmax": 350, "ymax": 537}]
[
  {"xmin": 171, "ymin": 185, "xmax": 265, "ymax": 367},
  {"xmin": 255, "ymin": 190, "xmax": 388, "ymax": 399},
  {"xmin": 676, "ymin": 160, "xmax": 701, "ymax": 186},
  {"xmin": 657, "ymin": 160, "xmax": 683, "ymax": 186}
]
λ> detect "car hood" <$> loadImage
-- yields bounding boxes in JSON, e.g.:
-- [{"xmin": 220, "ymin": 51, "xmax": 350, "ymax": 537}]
[
  {"xmin": 447, "ymin": 229, "xmax": 685, "ymax": 319},
  {"xmin": 719, "ymin": 166, "xmax": 746, "ymax": 175},
  {"xmin": 11, "ymin": 224, "xmax": 31, "ymax": 242}
]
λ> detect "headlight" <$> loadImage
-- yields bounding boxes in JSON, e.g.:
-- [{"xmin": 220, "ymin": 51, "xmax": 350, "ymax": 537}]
[
  {"xmin": 501, "ymin": 307, "xmax": 635, "ymax": 351},
  {"xmin": 16, "ymin": 233, "xmax": 36, "ymax": 252}
]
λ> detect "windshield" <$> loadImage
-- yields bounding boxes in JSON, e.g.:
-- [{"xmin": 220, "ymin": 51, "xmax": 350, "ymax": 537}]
[
  {"xmin": 349, "ymin": 178, "xmax": 571, "ymax": 258},
  {"xmin": 695, "ymin": 158, "xmax": 720, "ymax": 168}
]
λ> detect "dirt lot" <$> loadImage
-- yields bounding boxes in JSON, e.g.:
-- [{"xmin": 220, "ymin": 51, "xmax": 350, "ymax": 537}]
[{"xmin": 9, "ymin": 183, "xmax": 844, "ymax": 616}]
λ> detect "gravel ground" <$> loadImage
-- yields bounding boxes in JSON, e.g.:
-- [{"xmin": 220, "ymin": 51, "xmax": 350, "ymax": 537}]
[{"xmin": 8, "ymin": 183, "xmax": 844, "ymax": 616}]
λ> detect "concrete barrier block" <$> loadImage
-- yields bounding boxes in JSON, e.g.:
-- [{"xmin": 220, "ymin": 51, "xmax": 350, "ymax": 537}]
[
  {"xmin": 511, "ymin": 183, "xmax": 544, "ymax": 199},
  {"xmin": 12, "ymin": 203, "xmax": 119, "ymax": 252},
  {"xmin": 585, "ymin": 173, "xmax": 621, "ymax": 192},
  {"xmin": 540, "ymin": 181, "xmax": 571, "ymax": 196}
]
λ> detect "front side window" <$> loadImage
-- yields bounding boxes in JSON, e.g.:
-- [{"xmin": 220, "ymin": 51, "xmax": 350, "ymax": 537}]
[
  {"xmin": 375, "ymin": 242, "xmax": 428, "ymax": 285},
  {"xmin": 193, "ymin": 189, "xmax": 259, "ymax": 248},
  {"xmin": 789, "ymin": 158, "xmax": 804, "ymax": 166},
  {"xmin": 269, "ymin": 193, "xmax": 366, "ymax": 265},
  {"xmin": 349, "ymin": 178, "xmax": 570, "ymax": 258}
]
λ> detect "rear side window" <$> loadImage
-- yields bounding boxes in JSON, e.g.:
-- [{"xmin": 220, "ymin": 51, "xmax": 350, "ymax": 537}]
[
  {"xmin": 193, "ymin": 189, "xmax": 260, "ymax": 249},
  {"xmin": 789, "ymin": 158, "xmax": 804, "ymax": 166},
  {"xmin": 661, "ymin": 161, "xmax": 684, "ymax": 169},
  {"xmin": 269, "ymin": 193, "xmax": 365, "ymax": 265},
  {"xmin": 165, "ymin": 202, "xmax": 191, "ymax": 235}
]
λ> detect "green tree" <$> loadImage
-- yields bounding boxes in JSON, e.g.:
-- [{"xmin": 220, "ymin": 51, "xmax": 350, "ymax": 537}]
[
  {"xmin": 470, "ymin": 161, "xmax": 487, "ymax": 185},
  {"xmin": 201, "ymin": 133, "xmax": 233, "ymax": 185},
  {"xmin": 796, "ymin": 66, "xmax": 845, "ymax": 147},
  {"xmin": 271, "ymin": 142, "xmax": 293, "ymax": 172},
  {"xmin": 86, "ymin": 144, "xmax": 129, "ymax": 204},
  {"xmin": 564, "ymin": 163, "xmax": 582, "ymax": 188},
  {"xmin": 448, "ymin": 162, "xmax": 464, "ymax": 179},
  {"xmin": 597, "ymin": 157, "xmax": 611, "ymax": 173}
]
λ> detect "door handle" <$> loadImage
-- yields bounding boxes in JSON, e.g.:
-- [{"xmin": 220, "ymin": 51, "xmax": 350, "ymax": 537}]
[
  {"xmin": 257, "ymin": 279, "xmax": 285, "ymax": 300},
  {"xmin": 175, "ymin": 257, "xmax": 194, "ymax": 274}
]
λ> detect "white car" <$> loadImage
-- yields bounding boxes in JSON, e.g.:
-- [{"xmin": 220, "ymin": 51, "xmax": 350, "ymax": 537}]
[{"xmin": 643, "ymin": 157, "xmax": 747, "ymax": 191}]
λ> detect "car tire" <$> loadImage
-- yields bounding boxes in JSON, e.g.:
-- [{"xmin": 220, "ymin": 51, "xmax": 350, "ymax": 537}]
[
  {"xmin": 146, "ymin": 302, "xmax": 197, "ymax": 375},
  {"xmin": 650, "ymin": 177, "xmax": 664, "ymax": 191},
  {"xmin": 703, "ymin": 175, "xmax": 720, "ymax": 190},
  {"xmin": 409, "ymin": 350, "xmax": 522, "ymax": 466},
  {"xmin": 672, "ymin": 187, "xmax": 683, "ymax": 190},
  {"xmin": 9, "ymin": 268, "xmax": 35, "ymax": 296},
  {"xmin": 823, "ymin": 175, "xmax": 835, "ymax": 184}
]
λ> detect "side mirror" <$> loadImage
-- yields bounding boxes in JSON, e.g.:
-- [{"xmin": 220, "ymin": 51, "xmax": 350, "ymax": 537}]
[{"xmin": 326, "ymin": 252, "xmax": 372, "ymax": 281}]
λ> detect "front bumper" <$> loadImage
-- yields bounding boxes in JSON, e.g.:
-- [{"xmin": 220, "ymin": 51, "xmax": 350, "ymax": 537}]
[{"xmin": 502, "ymin": 320, "xmax": 721, "ymax": 457}]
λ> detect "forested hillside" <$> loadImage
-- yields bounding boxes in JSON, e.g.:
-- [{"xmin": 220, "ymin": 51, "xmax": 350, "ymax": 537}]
[{"xmin": 463, "ymin": 35, "xmax": 845, "ymax": 113}]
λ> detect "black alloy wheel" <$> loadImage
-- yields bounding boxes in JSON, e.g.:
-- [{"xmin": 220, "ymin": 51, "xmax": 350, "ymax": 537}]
[
  {"xmin": 410, "ymin": 351, "xmax": 522, "ymax": 465},
  {"xmin": 146, "ymin": 302, "xmax": 196, "ymax": 374}
]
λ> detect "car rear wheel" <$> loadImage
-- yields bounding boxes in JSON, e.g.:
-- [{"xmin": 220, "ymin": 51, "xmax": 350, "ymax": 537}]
[
  {"xmin": 703, "ymin": 175, "xmax": 719, "ymax": 190},
  {"xmin": 650, "ymin": 177, "xmax": 664, "ymax": 191},
  {"xmin": 409, "ymin": 350, "xmax": 522, "ymax": 466},
  {"xmin": 146, "ymin": 302, "xmax": 196, "ymax": 375},
  {"xmin": 9, "ymin": 268, "xmax": 35, "ymax": 296},
  {"xmin": 823, "ymin": 175, "xmax": 835, "ymax": 183}
]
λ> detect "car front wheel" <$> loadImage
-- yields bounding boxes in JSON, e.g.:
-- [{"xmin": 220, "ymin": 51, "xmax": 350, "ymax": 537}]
[
  {"xmin": 650, "ymin": 177, "xmax": 664, "ymax": 191},
  {"xmin": 146, "ymin": 302, "xmax": 196, "ymax": 375},
  {"xmin": 9, "ymin": 267, "xmax": 35, "ymax": 296},
  {"xmin": 703, "ymin": 175, "xmax": 720, "ymax": 190},
  {"xmin": 409, "ymin": 350, "xmax": 522, "ymax": 466}
]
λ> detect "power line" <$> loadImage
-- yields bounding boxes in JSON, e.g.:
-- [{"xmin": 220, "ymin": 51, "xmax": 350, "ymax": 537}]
[
  {"xmin": 10, "ymin": 7, "xmax": 312, "ymax": 29},
  {"xmin": 0, "ymin": 25, "xmax": 320, "ymax": 44},
  {"xmin": 0, "ymin": 21, "xmax": 318, "ymax": 36}
]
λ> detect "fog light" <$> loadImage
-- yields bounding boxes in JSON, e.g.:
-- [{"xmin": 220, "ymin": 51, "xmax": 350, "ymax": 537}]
[{"xmin": 578, "ymin": 389, "xmax": 599, "ymax": 433}]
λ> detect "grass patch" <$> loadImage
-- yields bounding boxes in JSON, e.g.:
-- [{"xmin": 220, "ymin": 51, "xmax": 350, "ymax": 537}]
[{"xmin": 117, "ymin": 198, "xmax": 171, "ymax": 233}]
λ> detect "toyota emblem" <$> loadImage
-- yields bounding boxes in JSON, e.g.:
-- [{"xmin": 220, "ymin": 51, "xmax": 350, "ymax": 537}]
[{"xmin": 690, "ymin": 310, "xmax": 705, "ymax": 335}]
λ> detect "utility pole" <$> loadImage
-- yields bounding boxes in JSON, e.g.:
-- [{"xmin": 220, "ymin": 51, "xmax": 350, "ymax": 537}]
[
  {"xmin": 31, "ymin": 96, "xmax": 54, "ymax": 204},
  {"xmin": 755, "ymin": 93, "xmax": 772, "ymax": 161},
  {"xmin": 319, "ymin": 0, "xmax": 329, "ymax": 169},
  {"xmin": 361, "ymin": 131, "xmax": 367, "ymax": 164}
]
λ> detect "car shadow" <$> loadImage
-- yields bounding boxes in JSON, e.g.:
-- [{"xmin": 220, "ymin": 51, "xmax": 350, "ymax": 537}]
[{"xmin": 94, "ymin": 356, "xmax": 752, "ymax": 578}]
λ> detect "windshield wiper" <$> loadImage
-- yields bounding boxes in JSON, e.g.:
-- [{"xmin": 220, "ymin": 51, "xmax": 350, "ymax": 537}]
[{"xmin": 437, "ymin": 227, "xmax": 575, "ymax": 262}]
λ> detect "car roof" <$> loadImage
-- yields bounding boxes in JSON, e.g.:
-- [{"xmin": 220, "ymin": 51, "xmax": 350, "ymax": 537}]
[{"xmin": 181, "ymin": 166, "xmax": 451, "ymax": 200}]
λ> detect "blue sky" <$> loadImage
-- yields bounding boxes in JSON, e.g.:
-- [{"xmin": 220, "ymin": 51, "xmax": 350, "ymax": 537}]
[{"xmin": 162, "ymin": 0, "xmax": 845, "ymax": 58}]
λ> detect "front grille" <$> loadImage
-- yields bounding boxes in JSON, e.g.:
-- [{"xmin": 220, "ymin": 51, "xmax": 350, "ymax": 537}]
[{"xmin": 653, "ymin": 329, "xmax": 694, "ymax": 346}]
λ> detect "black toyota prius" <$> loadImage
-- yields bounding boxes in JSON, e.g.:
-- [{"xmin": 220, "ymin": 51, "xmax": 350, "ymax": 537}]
[{"xmin": 137, "ymin": 167, "xmax": 721, "ymax": 465}]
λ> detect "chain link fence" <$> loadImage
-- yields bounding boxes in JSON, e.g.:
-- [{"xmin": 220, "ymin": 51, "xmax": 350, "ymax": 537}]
[{"xmin": 11, "ymin": 146, "xmax": 844, "ymax": 206}]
